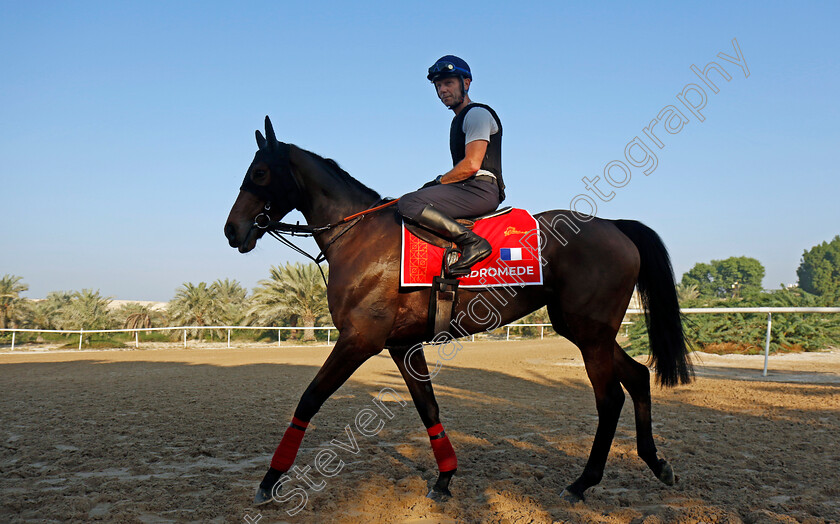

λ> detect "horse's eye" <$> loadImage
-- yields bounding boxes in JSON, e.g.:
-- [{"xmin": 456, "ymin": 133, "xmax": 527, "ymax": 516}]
[{"xmin": 251, "ymin": 168, "xmax": 270, "ymax": 185}]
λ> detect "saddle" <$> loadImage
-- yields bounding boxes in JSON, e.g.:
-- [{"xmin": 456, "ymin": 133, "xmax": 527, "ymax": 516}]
[
  {"xmin": 404, "ymin": 206, "xmax": 513, "ymax": 248},
  {"xmin": 401, "ymin": 206, "xmax": 512, "ymax": 339}
]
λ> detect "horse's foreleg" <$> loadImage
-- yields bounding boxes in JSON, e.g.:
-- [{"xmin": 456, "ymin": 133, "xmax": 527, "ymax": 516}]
[
  {"xmin": 388, "ymin": 345, "xmax": 457, "ymax": 500},
  {"xmin": 613, "ymin": 342, "xmax": 675, "ymax": 486},
  {"xmin": 563, "ymin": 340, "xmax": 625, "ymax": 503},
  {"xmin": 255, "ymin": 334, "xmax": 381, "ymax": 505}
]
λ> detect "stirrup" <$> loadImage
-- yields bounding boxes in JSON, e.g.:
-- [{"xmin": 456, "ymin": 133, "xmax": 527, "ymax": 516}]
[
  {"xmin": 443, "ymin": 247, "xmax": 466, "ymax": 277},
  {"xmin": 447, "ymin": 244, "xmax": 491, "ymax": 276}
]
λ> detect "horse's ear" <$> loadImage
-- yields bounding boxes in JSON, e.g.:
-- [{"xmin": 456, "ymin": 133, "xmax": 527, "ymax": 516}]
[
  {"xmin": 255, "ymin": 130, "xmax": 267, "ymax": 149},
  {"xmin": 265, "ymin": 116, "xmax": 277, "ymax": 149}
]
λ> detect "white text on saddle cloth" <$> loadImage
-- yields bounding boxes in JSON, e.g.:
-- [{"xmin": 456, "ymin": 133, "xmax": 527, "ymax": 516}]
[{"xmin": 400, "ymin": 208, "xmax": 543, "ymax": 288}]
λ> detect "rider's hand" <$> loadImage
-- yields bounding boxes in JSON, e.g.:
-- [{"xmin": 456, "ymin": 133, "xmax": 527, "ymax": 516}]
[{"xmin": 419, "ymin": 175, "xmax": 444, "ymax": 190}]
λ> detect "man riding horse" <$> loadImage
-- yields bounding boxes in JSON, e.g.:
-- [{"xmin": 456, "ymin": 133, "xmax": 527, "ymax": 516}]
[
  {"xmin": 226, "ymin": 56, "xmax": 691, "ymax": 507},
  {"xmin": 397, "ymin": 55, "xmax": 506, "ymax": 276}
]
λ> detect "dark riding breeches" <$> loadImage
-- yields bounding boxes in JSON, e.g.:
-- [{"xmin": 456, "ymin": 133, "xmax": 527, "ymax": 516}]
[{"xmin": 397, "ymin": 177, "xmax": 500, "ymax": 221}]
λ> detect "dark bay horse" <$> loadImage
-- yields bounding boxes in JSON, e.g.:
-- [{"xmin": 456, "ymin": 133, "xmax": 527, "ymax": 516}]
[{"xmin": 224, "ymin": 117, "xmax": 693, "ymax": 506}]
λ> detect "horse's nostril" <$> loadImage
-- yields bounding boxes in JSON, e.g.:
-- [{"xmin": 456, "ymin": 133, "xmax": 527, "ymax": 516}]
[{"xmin": 224, "ymin": 223, "xmax": 238, "ymax": 246}]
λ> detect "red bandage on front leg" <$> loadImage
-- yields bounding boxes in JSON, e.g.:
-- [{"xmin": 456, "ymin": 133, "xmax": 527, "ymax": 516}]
[
  {"xmin": 427, "ymin": 423, "xmax": 457, "ymax": 472},
  {"xmin": 270, "ymin": 417, "xmax": 309, "ymax": 471}
]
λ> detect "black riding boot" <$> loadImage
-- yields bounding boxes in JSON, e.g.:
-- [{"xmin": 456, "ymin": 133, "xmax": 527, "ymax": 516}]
[{"xmin": 416, "ymin": 205, "xmax": 492, "ymax": 276}]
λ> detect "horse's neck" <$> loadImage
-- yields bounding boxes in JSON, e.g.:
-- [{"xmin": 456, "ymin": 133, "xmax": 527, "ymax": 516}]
[{"xmin": 290, "ymin": 147, "xmax": 380, "ymax": 227}]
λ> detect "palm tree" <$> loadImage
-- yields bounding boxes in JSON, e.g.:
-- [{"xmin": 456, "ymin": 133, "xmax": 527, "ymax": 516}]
[
  {"xmin": 62, "ymin": 289, "xmax": 115, "ymax": 331},
  {"xmin": 116, "ymin": 303, "xmax": 162, "ymax": 338},
  {"xmin": 11, "ymin": 299, "xmax": 35, "ymax": 329},
  {"xmin": 59, "ymin": 290, "xmax": 115, "ymax": 345},
  {"xmin": 676, "ymin": 283, "xmax": 700, "ymax": 304},
  {"xmin": 30, "ymin": 291, "xmax": 73, "ymax": 330},
  {"xmin": 0, "ymin": 274, "xmax": 29, "ymax": 329},
  {"xmin": 211, "ymin": 278, "xmax": 248, "ymax": 325},
  {"xmin": 168, "ymin": 282, "xmax": 226, "ymax": 337},
  {"xmin": 247, "ymin": 263, "xmax": 330, "ymax": 341}
]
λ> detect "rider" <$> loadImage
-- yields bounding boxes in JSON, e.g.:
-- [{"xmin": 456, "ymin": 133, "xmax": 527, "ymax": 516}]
[{"xmin": 397, "ymin": 55, "xmax": 505, "ymax": 276}]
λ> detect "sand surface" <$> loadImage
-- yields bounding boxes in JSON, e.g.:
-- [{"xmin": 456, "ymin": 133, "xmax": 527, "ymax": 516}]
[{"xmin": 1, "ymin": 339, "xmax": 839, "ymax": 523}]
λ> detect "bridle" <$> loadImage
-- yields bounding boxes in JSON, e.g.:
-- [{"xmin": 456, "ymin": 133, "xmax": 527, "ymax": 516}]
[
  {"xmin": 239, "ymin": 137, "xmax": 399, "ymax": 287},
  {"xmin": 249, "ymin": 198, "xmax": 399, "ymax": 287}
]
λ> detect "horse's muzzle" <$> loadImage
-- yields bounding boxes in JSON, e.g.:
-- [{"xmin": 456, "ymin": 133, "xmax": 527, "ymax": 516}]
[
  {"xmin": 225, "ymin": 221, "xmax": 259, "ymax": 253},
  {"xmin": 224, "ymin": 223, "xmax": 239, "ymax": 248}
]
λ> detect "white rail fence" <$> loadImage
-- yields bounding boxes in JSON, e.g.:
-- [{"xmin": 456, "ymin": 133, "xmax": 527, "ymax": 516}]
[
  {"xmin": 0, "ymin": 326, "xmax": 340, "ymax": 351},
  {"xmin": 2, "ymin": 307, "xmax": 838, "ymax": 377},
  {"xmin": 628, "ymin": 307, "xmax": 840, "ymax": 376}
]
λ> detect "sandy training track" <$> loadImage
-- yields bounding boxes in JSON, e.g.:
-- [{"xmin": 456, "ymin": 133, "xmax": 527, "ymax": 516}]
[{"xmin": 1, "ymin": 339, "xmax": 839, "ymax": 523}]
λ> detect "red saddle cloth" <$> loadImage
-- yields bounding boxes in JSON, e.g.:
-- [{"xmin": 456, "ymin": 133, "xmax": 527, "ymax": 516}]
[{"xmin": 400, "ymin": 208, "xmax": 543, "ymax": 288}]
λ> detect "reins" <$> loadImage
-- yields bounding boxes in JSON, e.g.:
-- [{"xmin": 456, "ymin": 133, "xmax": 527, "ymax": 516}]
[{"xmin": 252, "ymin": 199, "xmax": 399, "ymax": 287}]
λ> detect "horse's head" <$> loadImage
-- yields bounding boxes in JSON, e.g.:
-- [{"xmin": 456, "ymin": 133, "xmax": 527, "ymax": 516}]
[{"xmin": 224, "ymin": 116, "xmax": 301, "ymax": 253}]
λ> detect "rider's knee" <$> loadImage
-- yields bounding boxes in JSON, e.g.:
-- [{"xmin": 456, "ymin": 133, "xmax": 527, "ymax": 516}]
[{"xmin": 397, "ymin": 194, "xmax": 423, "ymax": 221}]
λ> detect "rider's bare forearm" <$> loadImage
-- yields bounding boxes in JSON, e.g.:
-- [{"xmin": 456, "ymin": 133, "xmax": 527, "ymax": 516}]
[
  {"xmin": 440, "ymin": 139, "xmax": 488, "ymax": 183},
  {"xmin": 440, "ymin": 159, "xmax": 480, "ymax": 183}
]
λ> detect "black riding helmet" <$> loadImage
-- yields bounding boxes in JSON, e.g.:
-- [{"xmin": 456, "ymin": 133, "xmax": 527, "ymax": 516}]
[
  {"xmin": 427, "ymin": 55, "xmax": 472, "ymax": 82},
  {"xmin": 428, "ymin": 55, "xmax": 471, "ymax": 104}
]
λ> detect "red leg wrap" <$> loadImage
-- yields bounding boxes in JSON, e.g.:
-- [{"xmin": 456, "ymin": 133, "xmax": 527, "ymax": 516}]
[
  {"xmin": 270, "ymin": 417, "xmax": 309, "ymax": 471},
  {"xmin": 427, "ymin": 423, "xmax": 457, "ymax": 472}
]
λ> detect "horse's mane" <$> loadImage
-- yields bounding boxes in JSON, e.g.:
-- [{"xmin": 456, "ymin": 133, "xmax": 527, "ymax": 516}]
[{"xmin": 298, "ymin": 147, "xmax": 381, "ymax": 202}]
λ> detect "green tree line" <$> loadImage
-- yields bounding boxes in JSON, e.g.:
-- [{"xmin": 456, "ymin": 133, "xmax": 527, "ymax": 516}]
[
  {"xmin": 0, "ymin": 262, "xmax": 330, "ymax": 345},
  {"xmin": 624, "ymin": 235, "xmax": 840, "ymax": 355}
]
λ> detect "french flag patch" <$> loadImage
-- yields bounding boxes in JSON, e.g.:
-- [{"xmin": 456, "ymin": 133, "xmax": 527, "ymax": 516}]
[{"xmin": 499, "ymin": 247, "xmax": 522, "ymax": 261}]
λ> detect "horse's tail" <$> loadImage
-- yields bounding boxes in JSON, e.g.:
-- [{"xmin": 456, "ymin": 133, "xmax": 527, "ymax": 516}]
[{"xmin": 614, "ymin": 220, "xmax": 693, "ymax": 387}]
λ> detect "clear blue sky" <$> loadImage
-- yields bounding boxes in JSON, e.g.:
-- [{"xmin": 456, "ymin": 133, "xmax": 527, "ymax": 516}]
[{"xmin": 1, "ymin": 1, "xmax": 838, "ymax": 301}]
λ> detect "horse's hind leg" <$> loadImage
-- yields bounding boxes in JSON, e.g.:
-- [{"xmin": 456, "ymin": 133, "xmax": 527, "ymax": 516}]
[
  {"xmin": 555, "ymin": 314, "xmax": 625, "ymax": 503},
  {"xmin": 388, "ymin": 345, "xmax": 457, "ymax": 500},
  {"xmin": 613, "ymin": 342, "xmax": 676, "ymax": 486},
  {"xmin": 566, "ymin": 347, "xmax": 625, "ymax": 502}
]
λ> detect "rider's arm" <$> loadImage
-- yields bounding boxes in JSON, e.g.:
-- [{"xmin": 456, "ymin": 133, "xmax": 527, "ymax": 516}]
[
  {"xmin": 439, "ymin": 107, "xmax": 496, "ymax": 184},
  {"xmin": 439, "ymin": 140, "xmax": 488, "ymax": 183}
]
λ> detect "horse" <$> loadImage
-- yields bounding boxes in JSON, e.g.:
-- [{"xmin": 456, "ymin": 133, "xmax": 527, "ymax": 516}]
[{"xmin": 224, "ymin": 116, "xmax": 693, "ymax": 506}]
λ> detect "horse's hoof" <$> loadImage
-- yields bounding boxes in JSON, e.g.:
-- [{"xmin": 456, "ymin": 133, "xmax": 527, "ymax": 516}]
[
  {"xmin": 657, "ymin": 460, "xmax": 676, "ymax": 486},
  {"xmin": 426, "ymin": 485, "xmax": 452, "ymax": 501},
  {"xmin": 254, "ymin": 487, "xmax": 273, "ymax": 506},
  {"xmin": 560, "ymin": 488, "xmax": 584, "ymax": 504}
]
